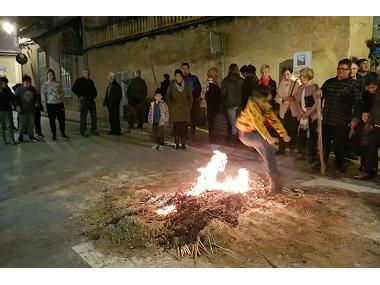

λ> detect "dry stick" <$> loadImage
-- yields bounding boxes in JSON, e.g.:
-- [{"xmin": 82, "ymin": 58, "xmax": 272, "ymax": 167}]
[
  {"xmin": 177, "ymin": 246, "xmax": 180, "ymax": 259},
  {"xmin": 252, "ymin": 242, "xmax": 277, "ymax": 268},
  {"xmin": 185, "ymin": 245, "xmax": 191, "ymax": 255},
  {"xmin": 168, "ymin": 250, "xmax": 181, "ymax": 261},
  {"xmin": 317, "ymin": 96, "xmax": 326, "ymax": 174},
  {"xmin": 208, "ymin": 237, "xmax": 214, "ymax": 255},
  {"xmin": 198, "ymin": 237, "xmax": 212, "ymax": 255},
  {"xmin": 211, "ymin": 243, "xmax": 235, "ymax": 254}
]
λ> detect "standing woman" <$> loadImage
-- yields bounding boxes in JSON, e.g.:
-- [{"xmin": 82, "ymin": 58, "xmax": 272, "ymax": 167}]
[
  {"xmin": 258, "ymin": 64, "xmax": 277, "ymax": 106},
  {"xmin": 166, "ymin": 69, "xmax": 193, "ymax": 150},
  {"xmin": 295, "ymin": 68, "xmax": 319, "ymax": 163},
  {"xmin": 205, "ymin": 67, "xmax": 221, "ymax": 143},
  {"xmin": 274, "ymin": 67, "xmax": 300, "ymax": 154},
  {"xmin": 41, "ymin": 69, "xmax": 69, "ymax": 141}
]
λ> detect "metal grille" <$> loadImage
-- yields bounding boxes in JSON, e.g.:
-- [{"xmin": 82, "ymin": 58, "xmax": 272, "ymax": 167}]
[
  {"xmin": 37, "ymin": 51, "xmax": 47, "ymax": 88},
  {"xmin": 59, "ymin": 53, "xmax": 73, "ymax": 97}
]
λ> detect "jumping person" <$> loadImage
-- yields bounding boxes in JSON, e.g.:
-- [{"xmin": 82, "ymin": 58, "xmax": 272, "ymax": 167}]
[
  {"xmin": 72, "ymin": 69, "xmax": 98, "ymax": 136},
  {"xmin": 41, "ymin": 69, "xmax": 69, "ymax": 141},
  {"xmin": 166, "ymin": 69, "xmax": 193, "ymax": 150},
  {"xmin": 103, "ymin": 72, "xmax": 122, "ymax": 135},
  {"xmin": 236, "ymin": 87, "xmax": 291, "ymax": 195}
]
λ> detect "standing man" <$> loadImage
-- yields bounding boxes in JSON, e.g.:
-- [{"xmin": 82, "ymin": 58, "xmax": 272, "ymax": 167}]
[
  {"xmin": 181, "ymin": 63, "xmax": 202, "ymax": 136},
  {"xmin": 315, "ymin": 59, "xmax": 363, "ymax": 173},
  {"xmin": 356, "ymin": 58, "xmax": 370, "ymax": 92},
  {"xmin": 72, "ymin": 69, "xmax": 98, "ymax": 136},
  {"xmin": 159, "ymin": 74, "xmax": 170, "ymax": 100},
  {"xmin": 126, "ymin": 70, "xmax": 148, "ymax": 130},
  {"xmin": 0, "ymin": 77, "xmax": 16, "ymax": 144},
  {"xmin": 241, "ymin": 65, "xmax": 259, "ymax": 109},
  {"xmin": 15, "ymin": 75, "xmax": 40, "ymax": 142},
  {"xmin": 103, "ymin": 72, "xmax": 122, "ymax": 135}
]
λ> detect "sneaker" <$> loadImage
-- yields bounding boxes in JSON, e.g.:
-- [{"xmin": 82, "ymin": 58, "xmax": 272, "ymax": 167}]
[
  {"xmin": 29, "ymin": 136, "xmax": 40, "ymax": 141},
  {"xmin": 52, "ymin": 135, "xmax": 57, "ymax": 141},
  {"xmin": 37, "ymin": 133, "xmax": 44, "ymax": 138},
  {"xmin": 152, "ymin": 144, "xmax": 158, "ymax": 150},
  {"xmin": 181, "ymin": 144, "xmax": 187, "ymax": 150},
  {"xmin": 175, "ymin": 144, "xmax": 180, "ymax": 150},
  {"xmin": 157, "ymin": 145, "xmax": 165, "ymax": 151},
  {"xmin": 61, "ymin": 133, "xmax": 69, "ymax": 140}
]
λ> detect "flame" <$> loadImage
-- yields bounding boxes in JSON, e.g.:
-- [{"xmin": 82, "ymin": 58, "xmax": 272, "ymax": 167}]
[
  {"xmin": 187, "ymin": 151, "xmax": 249, "ymax": 196},
  {"xmin": 156, "ymin": 151, "xmax": 250, "ymax": 216}
]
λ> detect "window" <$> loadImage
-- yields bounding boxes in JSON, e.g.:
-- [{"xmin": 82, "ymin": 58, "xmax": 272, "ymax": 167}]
[
  {"xmin": 60, "ymin": 53, "xmax": 74, "ymax": 97},
  {"xmin": 37, "ymin": 51, "xmax": 47, "ymax": 88}
]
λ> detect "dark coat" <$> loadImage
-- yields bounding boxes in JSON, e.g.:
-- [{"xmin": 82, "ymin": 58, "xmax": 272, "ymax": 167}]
[
  {"xmin": 103, "ymin": 80, "xmax": 122, "ymax": 109},
  {"xmin": 72, "ymin": 77, "xmax": 97, "ymax": 101},
  {"xmin": 184, "ymin": 74, "xmax": 202, "ymax": 107},
  {"xmin": 205, "ymin": 82, "xmax": 221, "ymax": 116},
  {"xmin": 241, "ymin": 75, "xmax": 259, "ymax": 109},
  {"xmin": 0, "ymin": 86, "xmax": 16, "ymax": 112},
  {"xmin": 126, "ymin": 76, "xmax": 148, "ymax": 106},
  {"xmin": 166, "ymin": 80, "xmax": 193, "ymax": 122},
  {"xmin": 221, "ymin": 74, "xmax": 244, "ymax": 110},
  {"xmin": 160, "ymin": 78, "xmax": 170, "ymax": 99}
]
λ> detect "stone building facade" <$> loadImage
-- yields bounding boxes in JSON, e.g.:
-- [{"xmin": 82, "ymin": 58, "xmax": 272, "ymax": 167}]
[{"xmin": 19, "ymin": 16, "xmax": 375, "ymax": 123}]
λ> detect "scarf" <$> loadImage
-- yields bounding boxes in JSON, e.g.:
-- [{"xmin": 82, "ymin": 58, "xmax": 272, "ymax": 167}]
[
  {"xmin": 175, "ymin": 81, "xmax": 184, "ymax": 93},
  {"xmin": 260, "ymin": 76, "xmax": 271, "ymax": 87}
]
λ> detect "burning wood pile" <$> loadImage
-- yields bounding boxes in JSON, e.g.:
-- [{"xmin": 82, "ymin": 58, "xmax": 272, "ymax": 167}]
[{"xmin": 82, "ymin": 151, "xmax": 285, "ymax": 261}]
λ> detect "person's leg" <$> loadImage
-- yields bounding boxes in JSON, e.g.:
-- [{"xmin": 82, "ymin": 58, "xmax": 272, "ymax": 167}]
[
  {"xmin": 158, "ymin": 126, "xmax": 165, "ymax": 146},
  {"xmin": 80, "ymin": 100, "xmax": 88, "ymax": 134},
  {"xmin": 308, "ymin": 119, "xmax": 318, "ymax": 162},
  {"xmin": 88, "ymin": 100, "xmax": 98, "ymax": 133},
  {"xmin": 18, "ymin": 114, "xmax": 26, "ymax": 141},
  {"xmin": 152, "ymin": 123, "xmax": 159, "ymax": 144},
  {"xmin": 288, "ymin": 115, "xmax": 299, "ymax": 151},
  {"xmin": 34, "ymin": 108, "xmax": 42, "ymax": 136},
  {"xmin": 107, "ymin": 106, "xmax": 114, "ymax": 133},
  {"xmin": 180, "ymin": 121, "xmax": 187, "ymax": 149},
  {"xmin": 46, "ymin": 104, "xmax": 57, "ymax": 137},
  {"xmin": 173, "ymin": 121, "xmax": 180, "ymax": 148},
  {"xmin": 227, "ymin": 107, "xmax": 238, "ymax": 136},
  {"xmin": 5, "ymin": 112, "xmax": 15, "ymax": 143},
  {"xmin": 113, "ymin": 106, "xmax": 121, "ymax": 134},
  {"xmin": 56, "ymin": 103, "xmax": 66, "ymax": 135},
  {"xmin": 0, "ymin": 112, "xmax": 7, "ymax": 142},
  {"xmin": 333, "ymin": 125, "xmax": 349, "ymax": 170},
  {"xmin": 127, "ymin": 105, "xmax": 136, "ymax": 129},
  {"xmin": 137, "ymin": 103, "xmax": 144, "ymax": 129},
  {"xmin": 207, "ymin": 111, "xmax": 216, "ymax": 143},
  {"xmin": 279, "ymin": 112, "xmax": 291, "ymax": 152},
  {"xmin": 25, "ymin": 114, "xmax": 35, "ymax": 139},
  {"xmin": 322, "ymin": 123, "xmax": 332, "ymax": 163},
  {"xmin": 239, "ymin": 131, "xmax": 281, "ymax": 193}
]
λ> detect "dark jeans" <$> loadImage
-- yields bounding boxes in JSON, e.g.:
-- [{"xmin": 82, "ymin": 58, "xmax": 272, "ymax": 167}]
[
  {"xmin": 107, "ymin": 105, "xmax": 121, "ymax": 134},
  {"xmin": 279, "ymin": 110, "xmax": 298, "ymax": 151},
  {"xmin": 34, "ymin": 107, "xmax": 43, "ymax": 136},
  {"xmin": 0, "ymin": 111, "xmax": 15, "ymax": 143},
  {"xmin": 152, "ymin": 123, "xmax": 164, "ymax": 145},
  {"xmin": 47, "ymin": 103, "xmax": 66, "ymax": 136},
  {"xmin": 322, "ymin": 123, "xmax": 349, "ymax": 168},
  {"xmin": 190, "ymin": 103, "xmax": 201, "ymax": 135},
  {"xmin": 361, "ymin": 126, "xmax": 380, "ymax": 174},
  {"xmin": 80, "ymin": 100, "xmax": 97, "ymax": 134},
  {"xmin": 128, "ymin": 104, "xmax": 144, "ymax": 129},
  {"xmin": 298, "ymin": 119, "xmax": 318, "ymax": 159},
  {"xmin": 239, "ymin": 131, "xmax": 279, "ymax": 177},
  {"xmin": 207, "ymin": 110, "xmax": 217, "ymax": 142},
  {"xmin": 173, "ymin": 121, "xmax": 187, "ymax": 143}
]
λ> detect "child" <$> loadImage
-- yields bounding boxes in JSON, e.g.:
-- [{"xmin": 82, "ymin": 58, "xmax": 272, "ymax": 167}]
[
  {"xmin": 148, "ymin": 89, "xmax": 169, "ymax": 151},
  {"xmin": 356, "ymin": 112, "xmax": 376, "ymax": 179},
  {"xmin": 15, "ymin": 75, "xmax": 40, "ymax": 142},
  {"xmin": 236, "ymin": 87, "xmax": 291, "ymax": 195}
]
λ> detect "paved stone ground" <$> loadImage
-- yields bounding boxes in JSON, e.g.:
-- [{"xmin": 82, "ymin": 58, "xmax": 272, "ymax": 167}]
[{"xmin": 0, "ymin": 117, "xmax": 379, "ymax": 267}]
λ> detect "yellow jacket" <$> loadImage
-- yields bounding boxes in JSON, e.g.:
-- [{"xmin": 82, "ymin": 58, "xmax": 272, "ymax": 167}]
[{"xmin": 236, "ymin": 99, "xmax": 288, "ymax": 140}]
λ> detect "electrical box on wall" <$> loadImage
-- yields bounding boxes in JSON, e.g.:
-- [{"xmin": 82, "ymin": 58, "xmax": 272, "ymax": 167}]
[{"xmin": 210, "ymin": 31, "xmax": 223, "ymax": 55}]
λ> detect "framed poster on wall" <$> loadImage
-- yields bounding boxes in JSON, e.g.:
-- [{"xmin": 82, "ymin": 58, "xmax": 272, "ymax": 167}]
[{"xmin": 293, "ymin": 51, "xmax": 312, "ymax": 72}]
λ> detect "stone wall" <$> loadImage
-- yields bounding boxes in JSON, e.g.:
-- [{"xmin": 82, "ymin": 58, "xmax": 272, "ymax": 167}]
[
  {"xmin": 86, "ymin": 16, "xmax": 372, "ymax": 120},
  {"xmin": 0, "ymin": 54, "xmax": 22, "ymax": 86}
]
